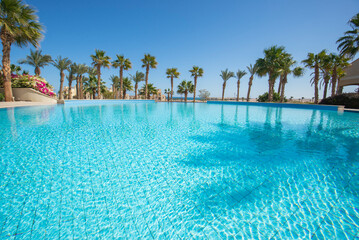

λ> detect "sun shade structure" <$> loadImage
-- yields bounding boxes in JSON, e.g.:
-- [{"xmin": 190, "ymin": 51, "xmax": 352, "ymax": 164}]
[{"xmin": 339, "ymin": 58, "xmax": 359, "ymax": 87}]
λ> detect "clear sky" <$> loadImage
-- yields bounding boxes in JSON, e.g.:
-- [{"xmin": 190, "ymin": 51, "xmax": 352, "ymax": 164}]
[{"xmin": 10, "ymin": 0, "xmax": 359, "ymax": 98}]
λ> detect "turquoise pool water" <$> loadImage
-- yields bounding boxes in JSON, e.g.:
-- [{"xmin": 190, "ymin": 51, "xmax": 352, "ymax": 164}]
[{"xmin": 0, "ymin": 101, "xmax": 358, "ymax": 239}]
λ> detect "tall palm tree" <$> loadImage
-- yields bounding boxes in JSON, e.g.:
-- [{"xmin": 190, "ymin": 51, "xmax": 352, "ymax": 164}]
[
  {"xmin": 330, "ymin": 54, "xmax": 350, "ymax": 97},
  {"xmin": 337, "ymin": 13, "xmax": 359, "ymax": 58},
  {"xmin": 177, "ymin": 80, "xmax": 194, "ymax": 102},
  {"xmin": 141, "ymin": 54, "xmax": 157, "ymax": 99},
  {"xmin": 235, "ymin": 69, "xmax": 247, "ymax": 101},
  {"xmin": 130, "ymin": 71, "xmax": 144, "ymax": 99},
  {"xmin": 0, "ymin": 0, "xmax": 43, "ymax": 102},
  {"xmin": 246, "ymin": 63, "xmax": 258, "ymax": 102},
  {"xmin": 112, "ymin": 55, "xmax": 131, "ymax": 99},
  {"xmin": 52, "ymin": 56, "xmax": 71, "ymax": 100},
  {"xmin": 91, "ymin": 49, "xmax": 111, "ymax": 99},
  {"xmin": 122, "ymin": 77, "xmax": 133, "ymax": 99},
  {"xmin": 110, "ymin": 75, "xmax": 120, "ymax": 98},
  {"xmin": 256, "ymin": 46, "xmax": 285, "ymax": 102},
  {"xmin": 302, "ymin": 50, "xmax": 327, "ymax": 104},
  {"xmin": 164, "ymin": 88, "xmax": 171, "ymax": 102},
  {"xmin": 279, "ymin": 55, "xmax": 303, "ymax": 102},
  {"xmin": 18, "ymin": 49, "xmax": 52, "ymax": 76},
  {"xmin": 320, "ymin": 53, "xmax": 333, "ymax": 99},
  {"xmin": 166, "ymin": 68, "xmax": 180, "ymax": 101},
  {"xmin": 67, "ymin": 63, "xmax": 77, "ymax": 100},
  {"xmin": 189, "ymin": 66, "xmax": 203, "ymax": 102},
  {"xmin": 75, "ymin": 64, "xmax": 88, "ymax": 99},
  {"xmin": 220, "ymin": 69, "xmax": 234, "ymax": 101}
]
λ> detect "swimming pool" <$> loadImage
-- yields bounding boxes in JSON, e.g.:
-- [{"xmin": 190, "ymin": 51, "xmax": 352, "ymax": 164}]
[{"xmin": 0, "ymin": 101, "xmax": 358, "ymax": 239}]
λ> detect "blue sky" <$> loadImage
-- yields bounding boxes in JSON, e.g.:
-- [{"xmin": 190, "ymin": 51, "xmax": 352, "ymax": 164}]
[{"xmin": 10, "ymin": 0, "xmax": 359, "ymax": 98}]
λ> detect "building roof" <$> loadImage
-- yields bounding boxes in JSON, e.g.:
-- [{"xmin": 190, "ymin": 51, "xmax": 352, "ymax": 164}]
[{"xmin": 339, "ymin": 58, "xmax": 359, "ymax": 87}]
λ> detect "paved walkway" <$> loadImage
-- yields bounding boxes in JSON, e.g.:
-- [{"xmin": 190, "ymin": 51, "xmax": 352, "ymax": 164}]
[{"xmin": 0, "ymin": 101, "xmax": 56, "ymax": 109}]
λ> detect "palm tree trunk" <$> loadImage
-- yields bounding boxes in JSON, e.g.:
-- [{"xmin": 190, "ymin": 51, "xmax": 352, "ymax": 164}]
[
  {"xmin": 280, "ymin": 75, "xmax": 287, "ymax": 103},
  {"xmin": 79, "ymin": 75, "xmax": 83, "ymax": 99},
  {"xmin": 1, "ymin": 35, "xmax": 13, "ymax": 102},
  {"xmin": 76, "ymin": 75, "xmax": 80, "ymax": 99},
  {"xmin": 97, "ymin": 65, "xmax": 101, "ymax": 99},
  {"xmin": 59, "ymin": 71, "xmax": 65, "ymax": 100},
  {"xmin": 323, "ymin": 80, "xmax": 328, "ymax": 99},
  {"xmin": 331, "ymin": 66, "xmax": 337, "ymax": 97},
  {"xmin": 68, "ymin": 75, "xmax": 73, "ymax": 100},
  {"xmin": 277, "ymin": 76, "xmax": 282, "ymax": 95},
  {"xmin": 145, "ymin": 65, "xmax": 149, "ymax": 99},
  {"xmin": 314, "ymin": 64, "xmax": 319, "ymax": 104},
  {"xmin": 135, "ymin": 83, "xmax": 138, "ymax": 99},
  {"xmin": 123, "ymin": 89, "xmax": 126, "ymax": 99},
  {"xmin": 35, "ymin": 67, "xmax": 41, "ymax": 76},
  {"xmin": 120, "ymin": 67, "xmax": 123, "ymax": 99},
  {"xmin": 236, "ymin": 80, "xmax": 240, "ymax": 101},
  {"xmin": 193, "ymin": 76, "xmax": 197, "ymax": 102},
  {"xmin": 171, "ymin": 77, "xmax": 173, "ymax": 101},
  {"xmin": 268, "ymin": 77, "xmax": 273, "ymax": 102},
  {"xmin": 222, "ymin": 82, "xmax": 226, "ymax": 101},
  {"xmin": 246, "ymin": 76, "xmax": 253, "ymax": 102},
  {"xmin": 184, "ymin": 91, "xmax": 188, "ymax": 102}
]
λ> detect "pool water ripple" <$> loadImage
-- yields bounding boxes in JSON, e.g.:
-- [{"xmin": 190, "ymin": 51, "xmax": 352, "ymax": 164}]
[{"xmin": 0, "ymin": 102, "xmax": 358, "ymax": 239}]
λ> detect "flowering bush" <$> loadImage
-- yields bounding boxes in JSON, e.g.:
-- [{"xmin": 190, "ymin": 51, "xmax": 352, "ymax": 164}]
[{"xmin": 11, "ymin": 74, "xmax": 56, "ymax": 97}]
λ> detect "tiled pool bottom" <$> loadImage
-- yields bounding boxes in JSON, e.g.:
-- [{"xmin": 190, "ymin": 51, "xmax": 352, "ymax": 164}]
[{"xmin": 0, "ymin": 103, "xmax": 358, "ymax": 239}]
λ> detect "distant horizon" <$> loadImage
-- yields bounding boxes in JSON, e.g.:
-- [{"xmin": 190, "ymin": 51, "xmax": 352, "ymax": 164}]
[{"xmin": 9, "ymin": 0, "xmax": 359, "ymax": 98}]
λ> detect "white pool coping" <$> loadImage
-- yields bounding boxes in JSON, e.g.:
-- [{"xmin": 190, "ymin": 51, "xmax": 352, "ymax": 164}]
[{"xmin": 0, "ymin": 101, "xmax": 56, "ymax": 109}]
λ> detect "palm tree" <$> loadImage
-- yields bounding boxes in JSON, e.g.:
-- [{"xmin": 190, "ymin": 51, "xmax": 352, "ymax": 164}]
[
  {"xmin": 91, "ymin": 49, "xmax": 111, "ymax": 99},
  {"xmin": 164, "ymin": 88, "xmax": 171, "ymax": 102},
  {"xmin": 189, "ymin": 66, "xmax": 204, "ymax": 102},
  {"xmin": 83, "ymin": 75, "xmax": 106, "ymax": 100},
  {"xmin": 337, "ymin": 13, "xmax": 359, "ymax": 58},
  {"xmin": 112, "ymin": 55, "xmax": 131, "ymax": 99},
  {"xmin": 122, "ymin": 77, "xmax": 133, "ymax": 99},
  {"xmin": 256, "ymin": 46, "xmax": 285, "ymax": 102},
  {"xmin": 18, "ymin": 49, "xmax": 52, "ymax": 76},
  {"xmin": 320, "ymin": 53, "xmax": 333, "ymax": 99},
  {"xmin": 67, "ymin": 63, "xmax": 77, "ymax": 100},
  {"xmin": 141, "ymin": 54, "xmax": 157, "ymax": 99},
  {"xmin": 139, "ymin": 83, "xmax": 157, "ymax": 99},
  {"xmin": 10, "ymin": 64, "xmax": 21, "ymax": 75},
  {"xmin": 52, "ymin": 56, "xmax": 72, "ymax": 100},
  {"xmin": 279, "ymin": 55, "xmax": 303, "ymax": 102},
  {"xmin": 220, "ymin": 69, "xmax": 234, "ymax": 101},
  {"xmin": 336, "ymin": 67, "xmax": 347, "ymax": 94},
  {"xmin": 246, "ymin": 63, "xmax": 258, "ymax": 102},
  {"xmin": 0, "ymin": 0, "xmax": 43, "ymax": 102},
  {"xmin": 302, "ymin": 50, "xmax": 327, "ymax": 104},
  {"xmin": 330, "ymin": 54, "xmax": 350, "ymax": 97},
  {"xmin": 75, "ymin": 64, "xmax": 88, "ymax": 99},
  {"xmin": 166, "ymin": 68, "xmax": 180, "ymax": 101},
  {"xmin": 235, "ymin": 69, "xmax": 247, "ymax": 101},
  {"xmin": 110, "ymin": 75, "xmax": 120, "ymax": 97},
  {"xmin": 177, "ymin": 80, "xmax": 194, "ymax": 102},
  {"xmin": 130, "ymin": 71, "xmax": 144, "ymax": 99}
]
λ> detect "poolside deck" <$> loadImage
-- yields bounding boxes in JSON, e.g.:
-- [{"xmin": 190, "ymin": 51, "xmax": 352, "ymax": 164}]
[{"xmin": 0, "ymin": 101, "xmax": 56, "ymax": 109}]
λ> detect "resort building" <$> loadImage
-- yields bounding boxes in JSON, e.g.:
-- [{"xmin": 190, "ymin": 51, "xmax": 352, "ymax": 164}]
[{"xmin": 338, "ymin": 58, "xmax": 359, "ymax": 93}]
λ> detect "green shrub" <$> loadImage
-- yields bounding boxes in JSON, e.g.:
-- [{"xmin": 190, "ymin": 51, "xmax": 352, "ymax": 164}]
[
  {"xmin": 0, "ymin": 93, "xmax": 4, "ymax": 102},
  {"xmin": 320, "ymin": 93, "xmax": 359, "ymax": 109},
  {"xmin": 258, "ymin": 92, "xmax": 286, "ymax": 102}
]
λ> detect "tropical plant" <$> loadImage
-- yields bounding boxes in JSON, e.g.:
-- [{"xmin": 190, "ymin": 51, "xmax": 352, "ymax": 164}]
[
  {"xmin": 141, "ymin": 54, "xmax": 157, "ymax": 99},
  {"xmin": 122, "ymin": 77, "xmax": 133, "ymax": 99},
  {"xmin": 235, "ymin": 69, "xmax": 247, "ymax": 101},
  {"xmin": 110, "ymin": 75, "xmax": 120, "ymax": 97},
  {"xmin": 18, "ymin": 49, "xmax": 52, "ymax": 76},
  {"xmin": 329, "ymin": 54, "xmax": 350, "ymax": 97},
  {"xmin": 164, "ymin": 88, "xmax": 171, "ymax": 102},
  {"xmin": 10, "ymin": 64, "xmax": 21, "ymax": 74},
  {"xmin": 177, "ymin": 80, "xmax": 194, "ymax": 102},
  {"xmin": 83, "ymin": 75, "xmax": 106, "ymax": 99},
  {"xmin": 11, "ymin": 74, "xmax": 55, "ymax": 96},
  {"xmin": 198, "ymin": 89, "xmax": 210, "ymax": 101},
  {"xmin": 258, "ymin": 92, "xmax": 282, "ymax": 102},
  {"xmin": 166, "ymin": 67, "xmax": 180, "ymax": 101},
  {"xmin": 220, "ymin": 69, "xmax": 234, "ymax": 100},
  {"xmin": 75, "ymin": 64, "xmax": 88, "ymax": 99},
  {"xmin": 256, "ymin": 46, "xmax": 285, "ymax": 102},
  {"xmin": 320, "ymin": 53, "xmax": 332, "ymax": 99},
  {"xmin": 302, "ymin": 50, "xmax": 327, "ymax": 104},
  {"xmin": 130, "ymin": 71, "xmax": 144, "ymax": 99},
  {"xmin": 246, "ymin": 63, "xmax": 258, "ymax": 102},
  {"xmin": 278, "ymin": 54, "xmax": 303, "ymax": 102},
  {"xmin": 139, "ymin": 83, "xmax": 157, "ymax": 99},
  {"xmin": 337, "ymin": 13, "xmax": 359, "ymax": 58},
  {"xmin": 67, "ymin": 63, "xmax": 77, "ymax": 99},
  {"xmin": 112, "ymin": 54, "xmax": 131, "ymax": 99},
  {"xmin": 0, "ymin": 0, "xmax": 43, "ymax": 102},
  {"xmin": 189, "ymin": 66, "xmax": 203, "ymax": 102},
  {"xmin": 336, "ymin": 67, "xmax": 347, "ymax": 94},
  {"xmin": 91, "ymin": 49, "xmax": 111, "ymax": 99},
  {"xmin": 52, "ymin": 56, "xmax": 71, "ymax": 100}
]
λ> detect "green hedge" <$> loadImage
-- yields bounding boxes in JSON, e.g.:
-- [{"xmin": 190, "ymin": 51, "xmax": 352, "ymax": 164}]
[{"xmin": 320, "ymin": 93, "xmax": 359, "ymax": 109}]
